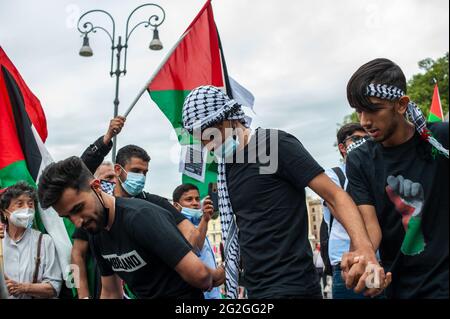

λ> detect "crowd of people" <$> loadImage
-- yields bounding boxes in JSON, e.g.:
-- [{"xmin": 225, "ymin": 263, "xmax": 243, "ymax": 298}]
[{"xmin": 0, "ymin": 58, "xmax": 448, "ymax": 299}]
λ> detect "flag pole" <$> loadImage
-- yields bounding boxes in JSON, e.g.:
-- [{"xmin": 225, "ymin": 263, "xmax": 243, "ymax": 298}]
[{"xmin": 123, "ymin": 32, "xmax": 189, "ymax": 118}]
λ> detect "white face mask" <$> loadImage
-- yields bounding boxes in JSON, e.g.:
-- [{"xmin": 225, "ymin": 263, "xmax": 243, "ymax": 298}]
[{"xmin": 8, "ymin": 208, "xmax": 35, "ymax": 229}]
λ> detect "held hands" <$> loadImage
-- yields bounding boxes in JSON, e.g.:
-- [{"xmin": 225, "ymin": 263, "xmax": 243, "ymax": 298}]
[
  {"xmin": 0, "ymin": 222, "xmax": 4, "ymax": 239},
  {"xmin": 103, "ymin": 116, "xmax": 126, "ymax": 145},
  {"xmin": 341, "ymin": 251, "xmax": 392, "ymax": 297}
]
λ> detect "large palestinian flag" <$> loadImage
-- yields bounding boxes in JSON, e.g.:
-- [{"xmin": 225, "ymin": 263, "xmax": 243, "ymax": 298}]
[
  {"xmin": 147, "ymin": 0, "xmax": 253, "ymax": 197},
  {"xmin": 0, "ymin": 46, "xmax": 73, "ymax": 282}
]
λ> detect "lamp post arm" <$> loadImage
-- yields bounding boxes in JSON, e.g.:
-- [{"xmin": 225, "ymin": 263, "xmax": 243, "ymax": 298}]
[
  {"xmin": 77, "ymin": 10, "xmax": 116, "ymax": 75},
  {"xmin": 123, "ymin": 3, "xmax": 166, "ymax": 72}
]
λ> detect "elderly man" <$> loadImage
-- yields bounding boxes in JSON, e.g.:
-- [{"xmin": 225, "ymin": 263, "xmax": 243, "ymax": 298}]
[{"xmin": 181, "ymin": 85, "xmax": 389, "ymax": 299}]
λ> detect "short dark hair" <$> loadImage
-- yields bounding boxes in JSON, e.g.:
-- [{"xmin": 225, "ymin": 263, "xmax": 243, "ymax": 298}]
[
  {"xmin": 0, "ymin": 181, "xmax": 37, "ymax": 224},
  {"xmin": 347, "ymin": 58, "xmax": 407, "ymax": 112},
  {"xmin": 38, "ymin": 156, "xmax": 94, "ymax": 209},
  {"xmin": 172, "ymin": 183, "xmax": 199, "ymax": 203},
  {"xmin": 337, "ymin": 123, "xmax": 365, "ymax": 145},
  {"xmin": 116, "ymin": 145, "xmax": 151, "ymax": 167}
]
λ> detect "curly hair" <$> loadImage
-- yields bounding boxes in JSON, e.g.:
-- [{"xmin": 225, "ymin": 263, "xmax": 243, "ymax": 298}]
[{"xmin": 0, "ymin": 181, "xmax": 37, "ymax": 225}]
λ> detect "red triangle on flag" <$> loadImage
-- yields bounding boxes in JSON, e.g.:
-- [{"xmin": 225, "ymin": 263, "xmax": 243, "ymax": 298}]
[{"xmin": 428, "ymin": 84, "xmax": 444, "ymax": 122}]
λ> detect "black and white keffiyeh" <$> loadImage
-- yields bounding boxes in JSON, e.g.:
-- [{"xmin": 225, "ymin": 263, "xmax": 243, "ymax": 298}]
[
  {"xmin": 346, "ymin": 136, "xmax": 370, "ymax": 155},
  {"xmin": 182, "ymin": 85, "xmax": 250, "ymax": 299},
  {"xmin": 366, "ymin": 84, "xmax": 449, "ymax": 158}
]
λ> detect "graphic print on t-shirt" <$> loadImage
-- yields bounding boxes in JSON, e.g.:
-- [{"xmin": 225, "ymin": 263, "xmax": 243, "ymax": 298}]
[
  {"xmin": 385, "ymin": 175, "xmax": 425, "ymax": 256},
  {"xmin": 102, "ymin": 250, "xmax": 147, "ymax": 272}
]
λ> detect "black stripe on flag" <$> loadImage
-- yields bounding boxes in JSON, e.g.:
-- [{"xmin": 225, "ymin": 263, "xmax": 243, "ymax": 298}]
[
  {"xmin": 1, "ymin": 66, "xmax": 42, "ymax": 181},
  {"xmin": 216, "ymin": 27, "xmax": 233, "ymax": 99}
]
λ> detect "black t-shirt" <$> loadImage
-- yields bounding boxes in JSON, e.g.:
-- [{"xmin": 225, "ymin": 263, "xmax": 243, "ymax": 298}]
[
  {"xmin": 72, "ymin": 192, "xmax": 186, "ymax": 240},
  {"xmin": 89, "ymin": 197, "xmax": 203, "ymax": 299},
  {"xmin": 137, "ymin": 192, "xmax": 187, "ymax": 225},
  {"xmin": 347, "ymin": 122, "xmax": 449, "ymax": 299},
  {"xmin": 225, "ymin": 128, "xmax": 324, "ymax": 298}
]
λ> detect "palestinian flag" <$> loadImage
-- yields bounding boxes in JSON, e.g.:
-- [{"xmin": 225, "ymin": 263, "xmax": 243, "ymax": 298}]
[
  {"xmin": 428, "ymin": 84, "xmax": 444, "ymax": 122},
  {"xmin": 147, "ymin": 0, "xmax": 253, "ymax": 197},
  {"xmin": 0, "ymin": 46, "xmax": 73, "ymax": 284}
]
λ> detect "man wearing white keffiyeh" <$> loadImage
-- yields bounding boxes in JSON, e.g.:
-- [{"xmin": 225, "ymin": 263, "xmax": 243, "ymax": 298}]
[
  {"xmin": 345, "ymin": 58, "xmax": 449, "ymax": 299},
  {"xmin": 182, "ymin": 85, "xmax": 386, "ymax": 299}
]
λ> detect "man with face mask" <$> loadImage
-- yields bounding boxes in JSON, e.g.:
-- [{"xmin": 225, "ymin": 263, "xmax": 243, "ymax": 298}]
[
  {"xmin": 0, "ymin": 182, "xmax": 62, "ymax": 299},
  {"xmin": 37, "ymin": 157, "xmax": 224, "ymax": 299},
  {"xmin": 172, "ymin": 183, "xmax": 222, "ymax": 299},
  {"xmin": 182, "ymin": 85, "xmax": 388, "ymax": 299},
  {"xmin": 80, "ymin": 116, "xmax": 211, "ymax": 254}
]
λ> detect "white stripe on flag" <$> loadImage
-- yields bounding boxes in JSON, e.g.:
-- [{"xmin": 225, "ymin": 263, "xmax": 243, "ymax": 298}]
[{"xmin": 32, "ymin": 126, "xmax": 73, "ymax": 275}]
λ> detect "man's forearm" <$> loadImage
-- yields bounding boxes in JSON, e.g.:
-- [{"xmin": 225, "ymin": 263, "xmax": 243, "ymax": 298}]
[
  {"xmin": 72, "ymin": 254, "xmax": 90, "ymax": 298},
  {"xmin": 328, "ymin": 191, "xmax": 374, "ymax": 252},
  {"xmin": 194, "ymin": 217, "xmax": 209, "ymax": 250}
]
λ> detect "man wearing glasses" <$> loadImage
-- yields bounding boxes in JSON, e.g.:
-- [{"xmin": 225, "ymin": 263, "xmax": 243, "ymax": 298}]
[{"xmin": 321, "ymin": 123, "xmax": 371, "ymax": 299}]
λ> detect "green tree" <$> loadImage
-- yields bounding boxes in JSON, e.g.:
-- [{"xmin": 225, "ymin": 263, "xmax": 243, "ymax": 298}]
[{"xmin": 408, "ymin": 52, "xmax": 448, "ymax": 119}]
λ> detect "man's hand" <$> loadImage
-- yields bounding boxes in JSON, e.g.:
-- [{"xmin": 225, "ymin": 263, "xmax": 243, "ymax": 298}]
[
  {"xmin": 341, "ymin": 252, "xmax": 392, "ymax": 297},
  {"xmin": 0, "ymin": 222, "xmax": 4, "ymax": 239},
  {"xmin": 103, "ymin": 116, "xmax": 126, "ymax": 145},
  {"xmin": 202, "ymin": 196, "xmax": 214, "ymax": 222},
  {"xmin": 212, "ymin": 265, "xmax": 225, "ymax": 287}
]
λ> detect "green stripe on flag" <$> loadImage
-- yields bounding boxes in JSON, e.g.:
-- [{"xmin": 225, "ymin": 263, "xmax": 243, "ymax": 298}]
[
  {"xmin": 428, "ymin": 112, "xmax": 443, "ymax": 123},
  {"xmin": 149, "ymin": 90, "xmax": 191, "ymax": 130},
  {"xmin": 0, "ymin": 160, "xmax": 35, "ymax": 188}
]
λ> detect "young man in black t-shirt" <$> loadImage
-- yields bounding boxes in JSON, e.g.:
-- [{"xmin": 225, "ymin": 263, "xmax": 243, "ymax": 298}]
[
  {"xmin": 37, "ymin": 157, "xmax": 225, "ymax": 299},
  {"xmin": 344, "ymin": 58, "xmax": 449, "ymax": 299},
  {"xmin": 181, "ymin": 85, "xmax": 387, "ymax": 299}
]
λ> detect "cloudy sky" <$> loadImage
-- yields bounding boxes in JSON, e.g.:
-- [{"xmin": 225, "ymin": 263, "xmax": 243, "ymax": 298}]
[{"xmin": 1, "ymin": 0, "xmax": 448, "ymax": 198}]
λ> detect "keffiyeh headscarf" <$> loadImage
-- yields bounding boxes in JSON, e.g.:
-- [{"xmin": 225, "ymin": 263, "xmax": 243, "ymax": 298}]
[
  {"xmin": 182, "ymin": 85, "xmax": 250, "ymax": 299},
  {"xmin": 366, "ymin": 84, "xmax": 449, "ymax": 158}
]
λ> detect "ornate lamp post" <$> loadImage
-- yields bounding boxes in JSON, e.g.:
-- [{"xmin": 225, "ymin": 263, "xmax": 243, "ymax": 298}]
[{"xmin": 77, "ymin": 4, "xmax": 166, "ymax": 162}]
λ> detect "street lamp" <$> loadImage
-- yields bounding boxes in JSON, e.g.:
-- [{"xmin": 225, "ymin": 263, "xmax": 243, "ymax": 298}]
[{"xmin": 77, "ymin": 4, "xmax": 166, "ymax": 162}]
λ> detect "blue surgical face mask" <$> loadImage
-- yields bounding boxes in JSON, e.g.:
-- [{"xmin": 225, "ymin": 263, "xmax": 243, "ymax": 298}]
[
  {"xmin": 180, "ymin": 207, "xmax": 203, "ymax": 225},
  {"xmin": 214, "ymin": 135, "xmax": 240, "ymax": 160},
  {"xmin": 118, "ymin": 166, "xmax": 146, "ymax": 196}
]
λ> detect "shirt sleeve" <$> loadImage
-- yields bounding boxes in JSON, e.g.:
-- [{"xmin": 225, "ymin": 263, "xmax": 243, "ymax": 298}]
[
  {"xmin": 89, "ymin": 236, "xmax": 115, "ymax": 277},
  {"xmin": 80, "ymin": 135, "xmax": 112, "ymax": 174},
  {"xmin": 41, "ymin": 234, "xmax": 63, "ymax": 296},
  {"xmin": 127, "ymin": 207, "xmax": 192, "ymax": 269},
  {"xmin": 346, "ymin": 153, "xmax": 375, "ymax": 206},
  {"xmin": 276, "ymin": 130, "xmax": 324, "ymax": 190}
]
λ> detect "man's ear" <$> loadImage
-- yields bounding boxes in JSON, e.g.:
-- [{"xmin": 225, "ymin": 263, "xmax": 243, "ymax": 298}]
[
  {"xmin": 90, "ymin": 179, "xmax": 101, "ymax": 192},
  {"xmin": 173, "ymin": 202, "xmax": 182, "ymax": 212},
  {"xmin": 114, "ymin": 164, "xmax": 122, "ymax": 177},
  {"xmin": 397, "ymin": 96, "xmax": 410, "ymax": 115},
  {"xmin": 338, "ymin": 143, "xmax": 347, "ymax": 158}
]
